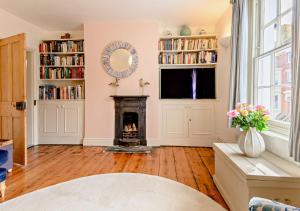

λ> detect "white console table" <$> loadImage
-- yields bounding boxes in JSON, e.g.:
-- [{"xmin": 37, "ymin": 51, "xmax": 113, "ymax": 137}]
[{"xmin": 213, "ymin": 143, "xmax": 300, "ymax": 211}]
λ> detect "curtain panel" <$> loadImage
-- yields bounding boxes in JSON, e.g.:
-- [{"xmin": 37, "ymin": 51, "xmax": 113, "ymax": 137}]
[
  {"xmin": 228, "ymin": 0, "xmax": 252, "ymax": 126},
  {"xmin": 289, "ymin": 0, "xmax": 300, "ymax": 162}
]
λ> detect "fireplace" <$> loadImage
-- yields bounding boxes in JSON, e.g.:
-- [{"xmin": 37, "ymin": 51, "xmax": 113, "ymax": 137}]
[{"xmin": 111, "ymin": 95, "xmax": 148, "ymax": 146}]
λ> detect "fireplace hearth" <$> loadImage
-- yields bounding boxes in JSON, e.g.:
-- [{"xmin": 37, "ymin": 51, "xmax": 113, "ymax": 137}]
[{"xmin": 111, "ymin": 95, "xmax": 148, "ymax": 146}]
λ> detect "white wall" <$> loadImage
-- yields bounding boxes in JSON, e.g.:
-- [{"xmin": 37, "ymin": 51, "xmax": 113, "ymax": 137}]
[
  {"xmin": 0, "ymin": 8, "xmax": 45, "ymax": 49},
  {"xmin": 214, "ymin": 6, "xmax": 239, "ymax": 142},
  {"xmin": 83, "ymin": 21, "xmax": 159, "ymax": 146}
]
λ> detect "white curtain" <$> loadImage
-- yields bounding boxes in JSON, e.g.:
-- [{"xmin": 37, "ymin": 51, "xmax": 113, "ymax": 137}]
[
  {"xmin": 228, "ymin": 0, "xmax": 252, "ymax": 125},
  {"xmin": 289, "ymin": 0, "xmax": 300, "ymax": 162}
]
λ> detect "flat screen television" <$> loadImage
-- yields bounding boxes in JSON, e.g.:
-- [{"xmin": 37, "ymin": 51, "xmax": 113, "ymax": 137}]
[{"xmin": 160, "ymin": 68, "xmax": 215, "ymax": 99}]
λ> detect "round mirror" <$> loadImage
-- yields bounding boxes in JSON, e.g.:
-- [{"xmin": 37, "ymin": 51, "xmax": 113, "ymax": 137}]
[
  {"xmin": 102, "ymin": 41, "xmax": 138, "ymax": 79},
  {"xmin": 110, "ymin": 49, "xmax": 132, "ymax": 71}
]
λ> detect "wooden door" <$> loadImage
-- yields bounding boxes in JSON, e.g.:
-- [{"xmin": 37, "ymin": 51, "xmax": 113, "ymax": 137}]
[{"xmin": 0, "ymin": 34, "xmax": 27, "ymax": 165}]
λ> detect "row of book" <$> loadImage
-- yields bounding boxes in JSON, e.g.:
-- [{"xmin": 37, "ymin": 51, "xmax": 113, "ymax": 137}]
[
  {"xmin": 39, "ymin": 40, "xmax": 84, "ymax": 53},
  {"xmin": 159, "ymin": 51, "xmax": 217, "ymax": 65},
  {"xmin": 159, "ymin": 38, "xmax": 217, "ymax": 51},
  {"xmin": 40, "ymin": 54, "xmax": 84, "ymax": 66},
  {"xmin": 40, "ymin": 67, "xmax": 84, "ymax": 79},
  {"xmin": 39, "ymin": 85, "xmax": 84, "ymax": 100}
]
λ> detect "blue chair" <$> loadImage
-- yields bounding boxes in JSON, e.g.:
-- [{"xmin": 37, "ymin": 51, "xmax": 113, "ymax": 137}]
[
  {"xmin": 0, "ymin": 149, "xmax": 8, "ymax": 198},
  {"xmin": 249, "ymin": 197, "xmax": 300, "ymax": 211}
]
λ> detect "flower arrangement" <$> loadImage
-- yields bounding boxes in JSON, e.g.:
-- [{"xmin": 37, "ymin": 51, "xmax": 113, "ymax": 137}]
[{"xmin": 227, "ymin": 103, "xmax": 270, "ymax": 132}]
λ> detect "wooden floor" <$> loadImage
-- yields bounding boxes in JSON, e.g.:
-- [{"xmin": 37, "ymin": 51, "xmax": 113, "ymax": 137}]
[{"xmin": 2, "ymin": 145, "xmax": 228, "ymax": 209}]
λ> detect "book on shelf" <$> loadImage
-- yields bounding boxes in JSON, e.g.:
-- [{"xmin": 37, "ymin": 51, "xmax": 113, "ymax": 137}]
[
  {"xmin": 40, "ymin": 54, "xmax": 84, "ymax": 66},
  {"xmin": 159, "ymin": 38, "xmax": 217, "ymax": 51},
  {"xmin": 40, "ymin": 67, "xmax": 84, "ymax": 79},
  {"xmin": 159, "ymin": 51, "xmax": 217, "ymax": 65},
  {"xmin": 39, "ymin": 40, "xmax": 84, "ymax": 53},
  {"xmin": 39, "ymin": 84, "xmax": 84, "ymax": 100}
]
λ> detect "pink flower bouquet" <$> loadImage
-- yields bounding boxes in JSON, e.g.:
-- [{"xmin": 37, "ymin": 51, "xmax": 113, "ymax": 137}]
[{"xmin": 227, "ymin": 103, "xmax": 270, "ymax": 131}]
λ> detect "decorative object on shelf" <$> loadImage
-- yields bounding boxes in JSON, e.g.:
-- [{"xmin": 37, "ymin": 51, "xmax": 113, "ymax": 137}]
[
  {"xmin": 102, "ymin": 41, "xmax": 138, "ymax": 79},
  {"xmin": 108, "ymin": 78, "xmax": 120, "ymax": 87},
  {"xmin": 227, "ymin": 103, "xmax": 270, "ymax": 157},
  {"xmin": 61, "ymin": 33, "xmax": 71, "ymax": 39},
  {"xmin": 139, "ymin": 78, "xmax": 150, "ymax": 88},
  {"xmin": 199, "ymin": 29, "xmax": 206, "ymax": 35},
  {"xmin": 139, "ymin": 78, "xmax": 150, "ymax": 95},
  {"xmin": 108, "ymin": 78, "xmax": 120, "ymax": 95},
  {"xmin": 163, "ymin": 30, "xmax": 173, "ymax": 37},
  {"xmin": 180, "ymin": 25, "xmax": 191, "ymax": 36}
]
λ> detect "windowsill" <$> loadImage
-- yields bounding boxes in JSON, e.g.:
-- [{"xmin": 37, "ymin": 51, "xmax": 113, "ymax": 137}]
[
  {"xmin": 262, "ymin": 130, "xmax": 289, "ymax": 142},
  {"xmin": 262, "ymin": 130, "xmax": 300, "ymax": 167}
]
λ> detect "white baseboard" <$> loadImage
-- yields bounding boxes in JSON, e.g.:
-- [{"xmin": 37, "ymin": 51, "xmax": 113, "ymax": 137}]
[
  {"xmin": 83, "ymin": 138, "xmax": 113, "ymax": 146},
  {"xmin": 147, "ymin": 138, "xmax": 161, "ymax": 146},
  {"xmin": 83, "ymin": 138, "xmax": 161, "ymax": 146}
]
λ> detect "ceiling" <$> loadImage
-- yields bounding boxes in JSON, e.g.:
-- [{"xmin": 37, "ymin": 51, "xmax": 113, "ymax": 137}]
[{"xmin": 0, "ymin": 0, "xmax": 230, "ymax": 31}]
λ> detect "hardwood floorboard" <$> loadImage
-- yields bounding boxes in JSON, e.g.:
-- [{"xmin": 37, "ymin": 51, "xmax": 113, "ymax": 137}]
[
  {"xmin": 201, "ymin": 156, "xmax": 215, "ymax": 175},
  {"xmin": 172, "ymin": 147, "xmax": 198, "ymax": 190},
  {"xmin": 159, "ymin": 147, "xmax": 177, "ymax": 181},
  {"xmin": 1, "ymin": 145, "xmax": 228, "ymax": 210}
]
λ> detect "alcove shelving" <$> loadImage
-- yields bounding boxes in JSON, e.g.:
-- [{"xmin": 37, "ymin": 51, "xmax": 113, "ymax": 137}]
[
  {"xmin": 39, "ymin": 38, "xmax": 85, "ymax": 101},
  {"xmin": 37, "ymin": 38, "xmax": 85, "ymax": 145},
  {"xmin": 158, "ymin": 34, "xmax": 217, "ymax": 67}
]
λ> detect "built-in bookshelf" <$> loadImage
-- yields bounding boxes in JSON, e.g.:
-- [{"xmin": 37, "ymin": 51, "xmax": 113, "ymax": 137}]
[
  {"xmin": 158, "ymin": 35, "xmax": 217, "ymax": 66},
  {"xmin": 39, "ymin": 39, "xmax": 85, "ymax": 101}
]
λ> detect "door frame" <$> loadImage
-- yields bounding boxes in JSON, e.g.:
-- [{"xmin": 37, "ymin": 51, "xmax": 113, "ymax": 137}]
[{"xmin": 26, "ymin": 48, "xmax": 38, "ymax": 147}]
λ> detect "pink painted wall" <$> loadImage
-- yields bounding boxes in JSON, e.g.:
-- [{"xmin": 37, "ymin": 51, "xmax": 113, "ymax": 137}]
[{"xmin": 84, "ymin": 21, "xmax": 159, "ymax": 142}]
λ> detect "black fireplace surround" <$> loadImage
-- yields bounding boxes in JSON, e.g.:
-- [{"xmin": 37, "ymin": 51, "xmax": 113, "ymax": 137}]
[{"xmin": 111, "ymin": 95, "xmax": 148, "ymax": 146}]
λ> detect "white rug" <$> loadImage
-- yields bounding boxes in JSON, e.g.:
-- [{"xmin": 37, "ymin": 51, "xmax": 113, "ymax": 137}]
[{"xmin": 0, "ymin": 173, "xmax": 226, "ymax": 211}]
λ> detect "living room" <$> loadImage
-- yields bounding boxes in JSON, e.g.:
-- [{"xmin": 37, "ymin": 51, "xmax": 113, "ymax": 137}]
[{"xmin": 0, "ymin": 0, "xmax": 299, "ymax": 210}]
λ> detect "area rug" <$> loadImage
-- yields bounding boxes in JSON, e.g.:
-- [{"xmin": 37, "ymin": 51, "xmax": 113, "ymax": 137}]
[{"xmin": 0, "ymin": 173, "xmax": 226, "ymax": 211}]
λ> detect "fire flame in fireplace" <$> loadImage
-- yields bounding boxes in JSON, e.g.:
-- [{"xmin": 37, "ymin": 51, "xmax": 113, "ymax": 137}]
[{"xmin": 124, "ymin": 123, "xmax": 137, "ymax": 132}]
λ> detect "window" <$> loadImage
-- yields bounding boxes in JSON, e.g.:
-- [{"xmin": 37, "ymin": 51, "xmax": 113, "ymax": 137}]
[{"xmin": 254, "ymin": 0, "xmax": 293, "ymax": 136}]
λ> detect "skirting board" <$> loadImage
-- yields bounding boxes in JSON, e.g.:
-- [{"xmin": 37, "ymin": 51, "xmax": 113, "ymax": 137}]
[
  {"xmin": 213, "ymin": 175, "xmax": 236, "ymax": 211},
  {"xmin": 83, "ymin": 138, "xmax": 161, "ymax": 146}
]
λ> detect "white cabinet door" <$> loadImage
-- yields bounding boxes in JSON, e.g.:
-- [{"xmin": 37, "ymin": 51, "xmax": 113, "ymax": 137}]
[
  {"xmin": 188, "ymin": 105, "xmax": 214, "ymax": 139},
  {"xmin": 160, "ymin": 102, "xmax": 216, "ymax": 146},
  {"xmin": 61, "ymin": 103, "xmax": 83, "ymax": 137},
  {"xmin": 38, "ymin": 102, "xmax": 60, "ymax": 137},
  {"xmin": 38, "ymin": 101, "xmax": 84, "ymax": 144},
  {"xmin": 162, "ymin": 105, "xmax": 188, "ymax": 139}
]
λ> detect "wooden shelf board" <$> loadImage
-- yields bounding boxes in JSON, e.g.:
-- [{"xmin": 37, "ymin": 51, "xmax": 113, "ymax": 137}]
[
  {"xmin": 38, "ymin": 99, "xmax": 85, "ymax": 102},
  {"xmin": 41, "ymin": 65, "xmax": 85, "ymax": 68},
  {"xmin": 41, "ymin": 38, "xmax": 84, "ymax": 42},
  {"xmin": 159, "ymin": 34, "xmax": 217, "ymax": 40},
  {"xmin": 39, "ymin": 52, "xmax": 85, "ymax": 55},
  {"xmin": 40, "ymin": 79, "xmax": 85, "ymax": 81},
  {"xmin": 159, "ymin": 63, "xmax": 217, "ymax": 67},
  {"xmin": 159, "ymin": 49, "xmax": 217, "ymax": 53}
]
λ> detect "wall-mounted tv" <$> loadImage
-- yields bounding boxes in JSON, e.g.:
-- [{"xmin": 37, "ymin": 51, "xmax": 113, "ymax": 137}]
[{"xmin": 160, "ymin": 68, "xmax": 215, "ymax": 99}]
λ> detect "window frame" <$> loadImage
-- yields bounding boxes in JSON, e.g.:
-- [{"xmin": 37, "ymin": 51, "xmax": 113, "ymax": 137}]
[{"xmin": 253, "ymin": 0, "xmax": 292, "ymax": 138}]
